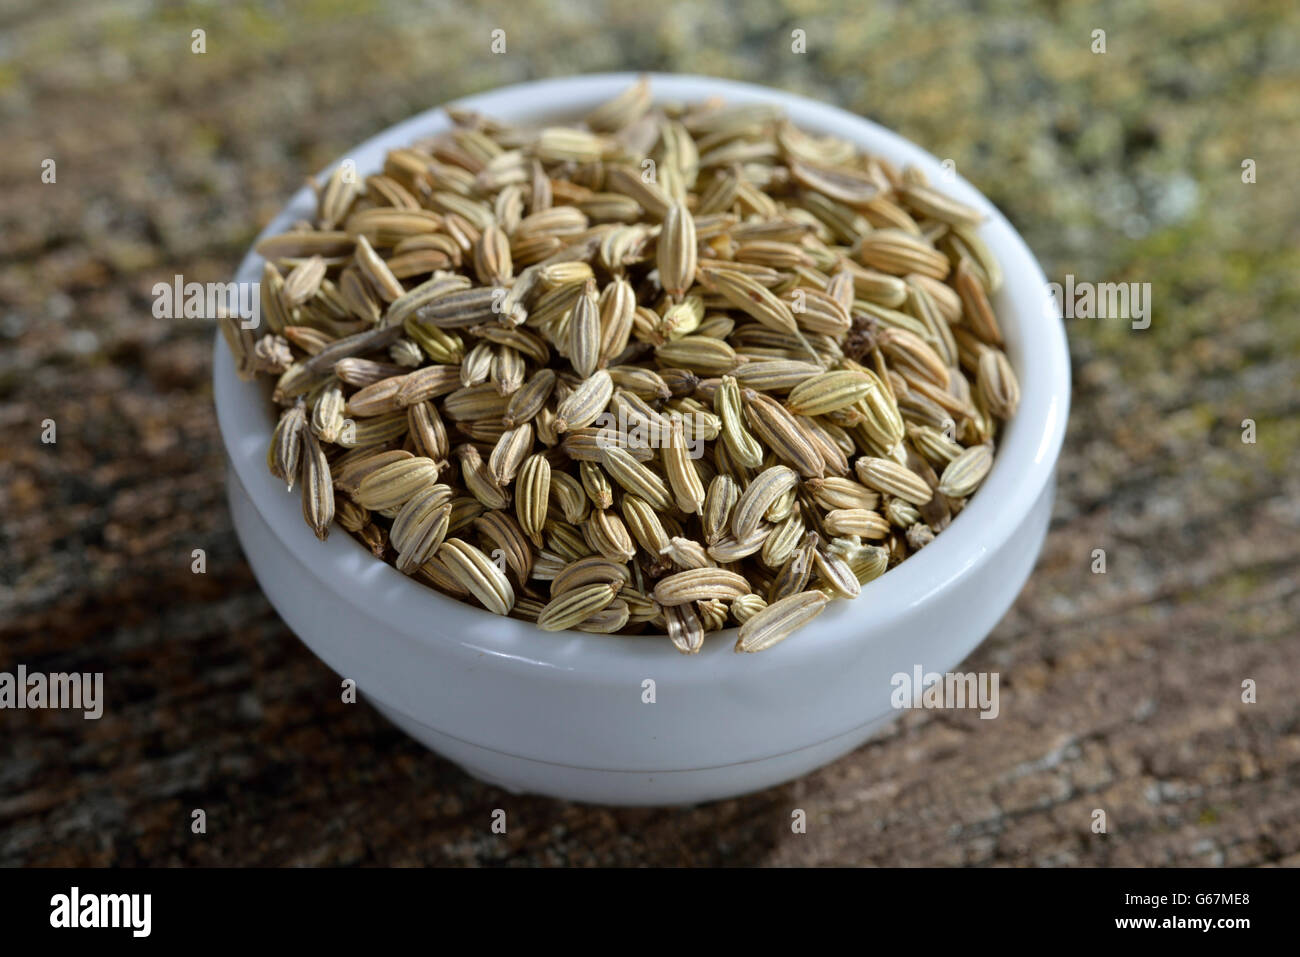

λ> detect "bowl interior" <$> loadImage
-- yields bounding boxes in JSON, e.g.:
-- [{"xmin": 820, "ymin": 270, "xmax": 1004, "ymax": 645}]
[{"xmin": 215, "ymin": 72, "xmax": 1070, "ymax": 669}]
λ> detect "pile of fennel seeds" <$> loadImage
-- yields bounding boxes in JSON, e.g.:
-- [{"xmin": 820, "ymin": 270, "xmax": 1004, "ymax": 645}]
[{"xmin": 222, "ymin": 77, "xmax": 1020, "ymax": 654}]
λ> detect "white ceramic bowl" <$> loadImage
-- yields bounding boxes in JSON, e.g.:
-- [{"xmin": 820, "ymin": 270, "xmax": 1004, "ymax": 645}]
[{"xmin": 215, "ymin": 73, "xmax": 1070, "ymax": 806}]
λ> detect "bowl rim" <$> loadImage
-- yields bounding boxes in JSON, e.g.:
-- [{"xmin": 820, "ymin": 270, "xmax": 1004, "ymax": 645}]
[{"xmin": 215, "ymin": 71, "xmax": 1070, "ymax": 673}]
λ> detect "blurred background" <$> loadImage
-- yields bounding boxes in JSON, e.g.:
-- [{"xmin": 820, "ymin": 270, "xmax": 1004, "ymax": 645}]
[{"xmin": 1, "ymin": 0, "xmax": 1296, "ymax": 865}]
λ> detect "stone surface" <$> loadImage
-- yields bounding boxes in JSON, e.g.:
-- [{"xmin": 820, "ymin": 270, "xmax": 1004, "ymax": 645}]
[{"xmin": 0, "ymin": 1, "xmax": 1296, "ymax": 866}]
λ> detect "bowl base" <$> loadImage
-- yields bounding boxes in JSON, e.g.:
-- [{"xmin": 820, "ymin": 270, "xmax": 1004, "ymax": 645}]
[{"xmin": 368, "ymin": 698, "xmax": 899, "ymax": 806}]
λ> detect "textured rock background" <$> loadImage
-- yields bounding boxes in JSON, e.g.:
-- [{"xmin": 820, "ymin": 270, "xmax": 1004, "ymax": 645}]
[{"xmin": 0, "ymin": 0, "xmax": 1297, "ymax": 866}]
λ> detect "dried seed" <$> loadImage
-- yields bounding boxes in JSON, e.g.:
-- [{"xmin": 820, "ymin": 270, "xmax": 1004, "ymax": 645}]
[
  {"xmin": 732, "ymin": 465, "xmax": 799, "ymax": 541},
  {"xmin": 785, "ymin": 370, "xmax": 874, "ymax": 416},
  {"xmin": 741, "ymin": 390, "xmax": 825, "ymax": 478},
  {"xmin": 977, "ymin": 348, "xmax": 1020, "ymax": 419},
  {"xmin": 703, "ymin": 474, "xmax": 739, "ymax": 545},
  {"xmin": 551, "ymin": 557, "xmax": 631, "ymax": 595},
  {"xmin": 473, "ymin": 509, "xmax": 533, "ymax": 583},
  {"xmin": 854, "ymin": 456, "xmax": 933, "ymax": 506},
  {"xmin": 715, "ymin": 375, "xmax": 765, "ymax": 469},
  {"xmin": 269, "ymin": 403, "xmax": 306, "ymax": 491},
  {"xmin": 662, "ymin": 419, "xmax": 706, "ymax": 514},
  {"xmin": 658, "ymin": 202, "xmax": 698, "ymax": 298},
  {"xmin": 515, "ymin": 453, "xmax": 551, "ymax": 546},
  {"xmin": 735, "ymin": 591, "xmax": 829, "ymax": 653},
  {"xmin": 567, "ymin": 279, "xmax": 601, "ymax": 379},
  {"xmin": 489, "ymin": 423, "xmax": 534, "ymax": 485},
  {"xmin": 356, "ymin": 456, "xmax": 440, "ymax": 511},
  {"xmin": 621, "ymin": 493, "xmax": 672, "ymax": 557},
  {"xmin": 665, "ymin": 603, "xmax": 704, "ymax": 655},
  {"xmin": 392, "ymin": 493, "xmax": 452, "ymax": 573},
  {"xmin": 554, "ymin": 370, "xmax": 614, "ymax": 433},
  {"xmin": 300, "ymin": 428, "xmax": 334, "ymax": 541},
  {"xmin": 439, "ymin": 538, "xmax": 515, "ymax": 615},
  {"xmin": 583, "ymin": 508, "xmax": 636, "ymax": 563},
  {"xmin": 938, "ymin": 443, "xmax": 994, "ymax": 498},
  {"xmin": 823, "ymin": 508, "xmax": 891, "ymax": 539}
]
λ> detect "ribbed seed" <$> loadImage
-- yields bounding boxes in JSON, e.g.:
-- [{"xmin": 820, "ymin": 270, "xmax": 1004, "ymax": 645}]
[
  {"xmin": 715, "ymin": 375, "xmax": 765, "ymax": 469},
  {"xmin": 878, "ymin": 328, "xmax": 949, "ymax": 388},
  {"xmin": 438, "ymin": 538, "xmax": 515, "ymax": 615},
  {"xmin": 460, "ymin": 342, "xmax": 492, "ymax": 387},
  {"xmin": 473, "ymin": 223, "xmax": 513, "ymax": 286},
  {"xmin": 577, "ymin": 599, "xmax": 631, "ymax": 634},
  {"xmin": 269, "ymin": 403, "xmax": 306, "ymax": 490},
  {"xmin": 515, "ymin": 454, "xmax": 551, "ymax": 546},
  {"xmin": 785, "ymin": 371, "xmax": 874, "ymax": 416},
  {"xmin": 854, "ymin": 456, "xmax": 933, "ymax": 506},
  {"xmin": 550, "ymin": 471, "xmax": 589, "ymax": 524},
  {"xmin": 661, "ymin": 420, "xmax": 706, "ymax": 514},
  {"xmin": 977, "ymin": 348, "xmax": 1019, "ymax": 419},
  {"xmin": 503, "ymin": 368, "xmax": 556, "ymax": 427},
  {"xmin": 335, "ymin": 358, "xmax": 406, "ymax": 388},
  {"xmin": 856, "ymin": 229, "xmax": 950, "ymax": 279},
  {"xmin": 473, "ymin": 509, "xmax": 533, "ymax": 583},
  {"xmin": 813, "ymin": 548, "xmax": 861, "ymax": 599},
  {"xmin": 356, "ymin": 456, "xmax": 440, "ymax": 511},
  {"xmin": 456, "ymin": 444, "xmax": 510, "ymax": 509},
  {"xmin": 652, "ymin": 569, "xmax": 750, "ymax": 606},
  {"xmin": 300, "ymin": 428, "xmax": 334, "ymax": 541},
  {"xmin": 598, "ymin": 279, "xmax": 636, "ymax": 365},
  {"xmin": 731, "ymin": 360, "xmax": 824, "ymax": 393},
  {"xmin": 732, "ymin": 466, "xmax": 799, "ymax": 541},
  {"xmin": 621, "ymin": 494, "xmax": 672, "ymax": 557},
  {"xmin": 407, "ymin": 400, "xmax": 449, "ymax": 463},
  {"xmin": 391, "ymin": 492, "xmax": 452, "ymax": 573},
  {"xmin": 488, "ymin": 423, "xmax": 534, "ymax": 486},
  {"xmin": 665, "ymin": 603, "xmax": 704, "ymax": 655},
  {"xmin": 598, "ymin": 445, "xmax": 672, "ymax": 511},
  {"xmin": 955, "ymin": 259, "xmax": 1003, "ymax": 346},
  {"xmin": 346, "ymin": 376, "xmax": 404, "ymax": 417},
  {"xmin": 354, "ymin": 235, "xmax": 404, "ymax": 301},
  {"xmin": 761, "ymin": 512, "xmax": 806, "ymax": 569},
  {"xmin": 769, "ymin": 534, "xmax": 816, "ymax": 601},
  {"xmin": 551, "ymin": 557, "xmax": 631, "ymax": 595},
  {"xmin": 535, "ymin": 579, "xmax": 621, "ymax": 631},
  {"xmin": 805, "ymin": 476, "xmax": 879, "ymax": 512},
  {"xmin": 547, "ymin": 521, "xmax": 593, "ymax": 563},
  {"xmin": 823, "ymin": 508, "xmax": 891, "ymax": 539},
  {"xmin": 707, "ymin": 268, "xmax": 798, "ymax": 334},
  {"xmin": 735, "ymin": 591, "xmax": 830, "ymax": 653},
  {"xmin": 607, "ymin": 364, "xmax": 670, "ymax": 401},
  {"xmin": 938, "ymin": 443, "xmax": 994, "ymax": 498},
  {"xmin": 554, "ymin": 370, "xmax": 613, "ymax": 432},
  {"xmin": 885, "ymin": 496, "xmax": 922, "ymax": 527},
  {"xmin": 567, "ymin": 279, "xmax": 601, "ymax": 378},
  {"xmin": 707, "ymin": 525, "xmax": 770, "ymax": 562},
  {"xmin": 658, "ymin": 202, "xmax": 697, "ymax": 298},
  {"xmin": 741, "ymin": 390, "xmax": 824, "ymax": 478},
  {"xmin": 703, "ymin": 474, "xmax": 739, "ymax": 545},
  {"xmin": 655, "ymin": 336, "xmax": 739, "ymax": 375},
  {"xmin": 583, "ymin": 508, "xmax": 636, "ymax": 562},
  {"xmin": 661, "ymin": 536, "xmax": 714, "ymax": 570},
  {"xmin": 910, "ymin": 424, "xmax": 965, "ymax": 467},
  {"xmin": 730, "ymin": 593, "xmax": 768, "ymax": 625}
]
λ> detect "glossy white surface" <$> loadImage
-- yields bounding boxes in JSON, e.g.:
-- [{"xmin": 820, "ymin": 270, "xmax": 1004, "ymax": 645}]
[{"xmin": 215, "ymin": 73, "xmax": 1071, "ymax": 805}]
